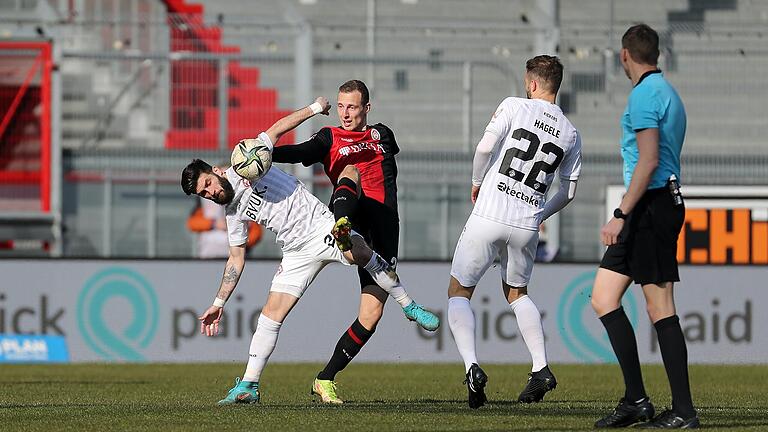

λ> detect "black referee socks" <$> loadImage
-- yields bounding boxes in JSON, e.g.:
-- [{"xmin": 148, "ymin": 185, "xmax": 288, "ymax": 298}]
[
  {"xmin": 600, "ymin": 307, "xmax": 648, "ymax": 402},
  {"xmin": 317, "ymin": 319, "xmax": 375, "ymax": 381},
  {"xmin": 655, "ymin": 315, "xmax": 696, "ymax": 418},
  {"xmin": 332, "ymin": 177, "xmax": 359, "ymax": 222}
]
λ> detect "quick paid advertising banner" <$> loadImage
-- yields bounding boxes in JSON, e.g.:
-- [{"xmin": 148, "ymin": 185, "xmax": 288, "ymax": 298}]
[{"xmin": 0, "ymin": 260, "xmax": 764, "ymax": 363}]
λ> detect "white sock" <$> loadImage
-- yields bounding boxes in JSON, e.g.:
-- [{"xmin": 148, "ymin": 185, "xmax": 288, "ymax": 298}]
[
  {"xmin": 509, "ymin": 295, "xmax": 547, "ymax": 372},
  {"xmin": 363, "ymin": 253, "xmax": 412, "ymax": 307},
  {"xmin": 242, "ymin": 314, "xmax": 282, "ymax": 382},
  {"xmin": 448, "ymin": 296, "xmax": 478, "ymax": 372}
]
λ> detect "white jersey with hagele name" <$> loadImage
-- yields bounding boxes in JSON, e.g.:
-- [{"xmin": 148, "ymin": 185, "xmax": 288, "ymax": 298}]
[
  {"xmin": 224, "ymin": 165, "xmax": 333, "ymax": 252},
  {"xmin": 473, "ymin": 97, "xmax": 582, "ymax": 230}
]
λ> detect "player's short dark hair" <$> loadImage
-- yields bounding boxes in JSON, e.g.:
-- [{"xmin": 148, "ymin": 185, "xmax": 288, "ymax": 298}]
[
  {"xmin": 622, "ymin": 24, "xmax": 660, "ymax": 65},
  {"xmin": 338, "ymin": 79, "xmax": 370, "ymax": 105},
  {"xmin": 525, "ymin": 55, "xmax": 563, "ymax": 94},
  {"xmin": 181, "ymin": 159, "xmax": 212, "ymax": 196}
]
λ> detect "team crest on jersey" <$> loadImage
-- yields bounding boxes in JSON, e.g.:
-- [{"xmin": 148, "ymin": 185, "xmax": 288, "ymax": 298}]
[{"xmin": 371, "ymin": 128, "xmax": 380, "ymax": 141}]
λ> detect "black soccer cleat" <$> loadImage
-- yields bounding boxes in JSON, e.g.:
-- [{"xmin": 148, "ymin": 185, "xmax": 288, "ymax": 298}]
[
  {"xmin": 595, "ymin": 397, "xmax": 655, "ymax": 428},
  {"xmin": 517, "ymin": 365, "xmax": 557, "ymax": 403},
  {"xmin": 464, "ymin": 363, "xmax": 488, "ymax": 409},
  {"xmin": 635, "ymin": 409, "xmax": 700, "ymax": 429}
]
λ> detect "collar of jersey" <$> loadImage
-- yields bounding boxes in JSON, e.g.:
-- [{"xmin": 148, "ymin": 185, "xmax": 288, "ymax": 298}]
[{"xmin": 634, "ymin": 69, "xmax": 662, "ymax": 87}]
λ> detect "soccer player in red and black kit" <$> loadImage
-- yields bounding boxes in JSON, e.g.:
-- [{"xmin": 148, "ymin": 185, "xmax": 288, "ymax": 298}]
[{"xmin": 272, "ymin": 79, "xmax": 439, "ymax": 404}]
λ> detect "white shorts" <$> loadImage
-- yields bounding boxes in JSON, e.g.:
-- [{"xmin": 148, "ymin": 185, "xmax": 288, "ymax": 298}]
[
  {"xmin": 450, "ymin": 214, "xmax": 539, "ymax": 288},
  {"xmin": 270, "ymin": 219, "xmax": 354, "ymax": 298}
]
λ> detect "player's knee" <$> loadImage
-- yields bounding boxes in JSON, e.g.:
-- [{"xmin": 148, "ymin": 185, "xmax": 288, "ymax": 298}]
[
  {"xmin": 350, "ymin": 237, "xmax": 372, "ymax": 264},
  {"xmin": 447, "ymin": 279, "xmax": 473, "ymax": 299},
  {"xmin": 359, "ymin": 304, "xmax": 384, "ymax": 326},
  {"xmin": 645, "ymin": 301, "xmax": 675, "ymax": 323},
  {"xmin": 339, "ymin": 165, "xmax": 360, "ymax": 185},
  {"xmin": 261, "ymin": 306, "xmax": 287, "ymax": 323},
  {"xmin": 504, "ymin": 285, "xmax": 528, "ymax": 301},
  {"xmin": 261, "ymin": 293, "xmax": 295, "ymax": 323},
  {"xmin": 646, "ymin": 303, "xmax": 663, "ymax": 322},
  {"xmin": 591, "ymin": 295, "xmax": 617, "ymax": 316}
]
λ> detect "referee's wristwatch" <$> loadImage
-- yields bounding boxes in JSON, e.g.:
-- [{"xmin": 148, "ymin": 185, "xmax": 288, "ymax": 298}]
[{"xmin": 613, "ymin": 208, "xmax": 628, "ymax": 220}]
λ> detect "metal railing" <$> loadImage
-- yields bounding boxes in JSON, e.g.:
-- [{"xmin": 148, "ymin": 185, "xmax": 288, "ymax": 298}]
[{"xmin": 2, "ymin": 2, "xmax": 767, "ymax": 259}]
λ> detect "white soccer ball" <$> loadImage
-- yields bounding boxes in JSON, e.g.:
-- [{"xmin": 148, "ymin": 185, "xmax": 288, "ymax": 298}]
[{"xmin": 231, "ymin": 138, "xmax": 272, "ymax": 180}]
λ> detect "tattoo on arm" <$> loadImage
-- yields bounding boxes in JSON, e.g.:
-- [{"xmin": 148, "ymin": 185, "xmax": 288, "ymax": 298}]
[
  {"xmin": 216, "ymin": 264, "xmax": 241, "ymax": 301},
  {"xmin": 223, "ymin": 265, "xmax": 239, "ymax": 284}
]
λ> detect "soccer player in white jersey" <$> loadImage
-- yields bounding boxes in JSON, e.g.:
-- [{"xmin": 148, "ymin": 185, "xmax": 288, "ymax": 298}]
[
  {"xmin": 180, "ymin": 97, "xmax": 439, "ymax": 405},
  {"xmin": 447, "ymin": 55, "xmax": 582, "ymax": 408}
]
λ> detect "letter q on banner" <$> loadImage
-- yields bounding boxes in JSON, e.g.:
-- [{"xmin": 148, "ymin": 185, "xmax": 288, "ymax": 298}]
[
  {"xmin": 557, "ymin": 270, "xmax": 640, "ymax": 363},
  {"xmin": 76, "ymin": 267, "xmax": 158, "ymax": 361}
]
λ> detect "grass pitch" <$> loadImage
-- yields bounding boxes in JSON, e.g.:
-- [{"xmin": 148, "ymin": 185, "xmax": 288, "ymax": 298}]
[{"xmin": 0, "ymin": 363, "xmax": 766, "ymax": 431}]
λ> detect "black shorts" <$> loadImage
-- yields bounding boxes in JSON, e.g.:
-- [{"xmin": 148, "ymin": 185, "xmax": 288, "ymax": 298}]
[
  {"xmin": 353, "ymin": 196, "xmax": 400, "ymax": 290},
  {"xmin": 600, "ymin": 187, "xmax": 685, "ymax": 285}
]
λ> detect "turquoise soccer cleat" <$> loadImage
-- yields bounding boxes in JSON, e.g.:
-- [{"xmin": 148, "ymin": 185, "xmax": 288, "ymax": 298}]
[
  {"xmin": 402, "ymin": 301, "xmax": 440, "ymax": 331},
  {"xmin": 217, "ymin": 377, "xmax": 260, "ymax": 405}
]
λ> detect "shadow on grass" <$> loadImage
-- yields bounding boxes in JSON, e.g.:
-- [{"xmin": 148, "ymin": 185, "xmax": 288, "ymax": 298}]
[{"xmin": 228, "ymin": 399, "xmax": 611, "ymax": 419}]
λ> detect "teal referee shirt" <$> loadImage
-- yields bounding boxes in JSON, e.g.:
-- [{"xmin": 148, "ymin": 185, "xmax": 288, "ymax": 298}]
[{"xmin": 620, "ymin": 70, "xmax": 686, "ymax": 189}]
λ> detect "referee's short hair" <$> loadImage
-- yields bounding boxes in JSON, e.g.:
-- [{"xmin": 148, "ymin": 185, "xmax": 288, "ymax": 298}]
[
  {"xmin": 339, "ymin": 79, "xmax": 370, "ymax": 106},
  {"xmin": 622, "ymin": 24, "xmax": 660, "ymax": 66},
  {"xmin": 526, "ymin": 55, "xmax": 563, "ymax": 94}
]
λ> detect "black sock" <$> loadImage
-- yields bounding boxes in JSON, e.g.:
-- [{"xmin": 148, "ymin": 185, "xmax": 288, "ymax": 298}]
[
  {"xmin": 600, "ymin": 307, "xmax": 647, "ymax": 402},
  {"xmin": 317, "ymin": 319, "xmax": 374, "ymax": 380},
  {"xmin": 331, "ymin": 177, "xmax": 359, "ymax": 222},
  {"xmin": 655, "ymin": 315, "xmax": 696, "ymax": 418}
]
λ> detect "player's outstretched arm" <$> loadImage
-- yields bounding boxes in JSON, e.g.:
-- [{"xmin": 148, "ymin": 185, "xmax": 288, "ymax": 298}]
[
  {"xmin": 264, "ymin": 97, "xmax": 331, "ymax": 146},
  {"xmin": 199, "ymin": 244, "xmax": 246, "ymax": 336}
]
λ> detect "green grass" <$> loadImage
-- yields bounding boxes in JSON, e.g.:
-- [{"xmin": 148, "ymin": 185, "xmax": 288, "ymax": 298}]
[{"xmin": 0, "ymin": 363, "xmax": 766, "ymax": 431}]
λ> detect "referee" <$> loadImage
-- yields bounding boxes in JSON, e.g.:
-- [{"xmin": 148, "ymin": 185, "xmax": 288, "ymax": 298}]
[{"xmin": 591, "ymin": 24, "xmax": 699, "ymax": 429}]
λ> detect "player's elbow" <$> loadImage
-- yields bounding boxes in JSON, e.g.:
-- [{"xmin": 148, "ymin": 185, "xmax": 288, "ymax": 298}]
[
  {"xmin": 263, "ymin": 126, "xmax": 281, "ymax": 146},
  {"xmin": 228, "ymin": 245, "xmax": 247, "ymax": 265},
  {"xmin": 638, "ymin": 153, "xmax": 659, "ymax": 171},
  {"xmin": 564, "ymin": 180, "xmax": 578, "ymax": 201},
  {"xmin": 474, "ymin": 147, "xmax": 492, "ymax": 158}
]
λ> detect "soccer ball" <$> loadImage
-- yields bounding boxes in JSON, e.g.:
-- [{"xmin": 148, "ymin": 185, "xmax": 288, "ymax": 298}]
[{"xmin": 231, "ymin": 138, "xmax": 272, "ymax": 180}]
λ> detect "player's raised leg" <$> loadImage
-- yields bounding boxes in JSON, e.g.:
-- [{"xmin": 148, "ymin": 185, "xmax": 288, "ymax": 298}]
[
  {"xmin": 217, "ymin": 291, "xmax": 299, "ymax": 405},
  {"xmin": 330, "ymin": 165, "xmax": 361, "ymax": 251},
  {"xmin": 313, "ymin": 228, "xmax": 439, "ymax": 403},
  {"xmin": 344, "ymin": 235, "xmax": 439, "ymax": 331}
]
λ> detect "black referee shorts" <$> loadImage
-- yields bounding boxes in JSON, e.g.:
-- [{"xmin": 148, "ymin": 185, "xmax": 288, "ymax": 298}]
[
  {"xmin": 600, "ymin": 187, "xmax": 685, "ymax": 285},
  {"xmin": 354, "ymin": 197, "xmax": 400, "ymax": 290}
]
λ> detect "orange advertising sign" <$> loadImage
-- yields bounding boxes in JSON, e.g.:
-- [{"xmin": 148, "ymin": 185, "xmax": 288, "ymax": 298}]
[
  {"xmin": 679, "ymin": 209, "xmax": 767, "ymax": 264},
  {"xmin": 606, "ymin": 186, "xmax": 768, "ymax": 265}
]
